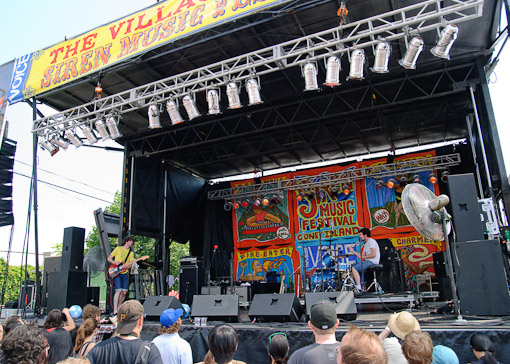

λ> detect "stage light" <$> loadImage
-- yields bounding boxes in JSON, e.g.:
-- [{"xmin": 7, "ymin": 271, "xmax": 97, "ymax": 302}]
[
  {"xmin": 307, "ymin": 190, "xmax": 316, "ymax": 200},
  {"xmin": 50, "ymin": 135, "xmax": 69, "ymax": 150},
  {"xmin": 318, "ymin": 189, "xmax": 326, "ymax": 199},
  {"xmin": 207, "ymin": 89, "xmax": 221, "ymax": 115},
  {"xmin": 40, "ymin": 139, "xmax": 59, "ymax": 156},
  {"xmin": 413, "ymin": 174, "xmax": 422, "ymax": 184},
  {"xmin": 182, "ymin": 93, "xmax": 201, "ymax": 120},
  {"xmin": 441, "ymin": 170, "xmax": 449, "ymax": 183},
  {"xmin": 166, "ymin": 99, "xmax": 184, "ymax": 125},
  {"xmin": 399, "ymin": 37, "xmax": 424, "ymax": 69},
  {"xmin": 296, "ymin": 191, "xmax": 305, "ymax": 202},
  {"xmin": 302, "ymin": 62, "xmax": 319, "ymax": 91},
  {"xmin": 262, "ymin": 197, "xmax": 269, "ymax": 206},
  {"xmin": 224, "ymin": 201, "xmax": 233, "ymax": 211},
  {"xmin": 226, "ymin": 81, "xmax": 242, "ymax": 109},
  {"xmin": 324, "ymin": 56, "xmax": 341, "ymax": 87},
  {"xmin": 371, "ymin": 41, "xmax": 391, "ymax": 73},
  {"xmin": 330, "ymin": 186, "xmax": 340, "ymax": 196},
  {"xmin": 387, "ymin": 179, "xmax": 396, "ymax": 189},
  {"xmin": 342, "ymin": 184, "xmax": 350, "ymax": 195},
  {"xmin": 148, "ymin": 104, "xmax": 161, "ymax": 129},
  {"xmin": 81, "ymin": 124, "xmax": 98, "ymax": 144},
  {"xmin": 241, "ymin": 200, "xmax": 249, "ymax": 208},
  {"xmin": 65, "ymin": 129, "xmax": 82, "ymax": 148},
  {"xmin": 429, "ymin": 173, "xmax": 437, "ymax": 184},
  {"xmin": 95, "ymin": 119, "xmax": 111, "ymax": 141},
  {"xmin": 233, "ymin": 201, "xmax": 240, "ymax": 209},
  {"xmin": 270, "ymin": 195, "xmax": 279, "ymax": 205},
  {"xmin": 348, "ymin": 49, "xmax": 365, "ymax": 80},
  {"xmin": 246, "ymin": 77, "xmax": 263, "ymax": 106},
  {"xmin": 399, "ymin": 176, "xmax": 407, "ymax": 188},
  {"xmin": 253, "ymin": 198, "xmax": 261, "ymax": 207},
  {"xmin": 375, "ymin": 180, "xmax": 383, "ymax": 190},
  {"xmin": 106, "ymin": 116, "xmax": 122, "ymax": 139},
  {"xmin": 431, "ymin": 24, "xmax": 458, "ymax": 59}
]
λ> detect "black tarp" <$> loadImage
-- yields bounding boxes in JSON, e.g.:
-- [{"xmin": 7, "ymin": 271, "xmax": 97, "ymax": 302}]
[{"xmin": 0, "ymin": 138, "xmax": 15, "ymax": 227}]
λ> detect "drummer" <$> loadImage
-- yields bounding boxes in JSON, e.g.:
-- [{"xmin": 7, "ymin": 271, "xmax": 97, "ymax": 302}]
[{"xmin": 348, "ymin": 228, "xmax": 380, "ymax": 292}]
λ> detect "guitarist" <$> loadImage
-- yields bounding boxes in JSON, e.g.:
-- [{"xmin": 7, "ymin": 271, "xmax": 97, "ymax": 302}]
[{"xmin": 107, "ymin": 236, "xmax": 136, "ymax": 316}]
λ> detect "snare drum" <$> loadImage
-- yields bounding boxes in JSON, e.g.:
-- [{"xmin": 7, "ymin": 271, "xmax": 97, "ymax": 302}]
[
  {"xmin": 321, "ymin": 252, "xmax": 337, "ymax": 269},
  {"xmin": 312, "ymin": 269, "xmax": 336, "ymax": 289},
  {"xmin": 337, "ymin": 261, "xmax": 353, "ymax": 272}
]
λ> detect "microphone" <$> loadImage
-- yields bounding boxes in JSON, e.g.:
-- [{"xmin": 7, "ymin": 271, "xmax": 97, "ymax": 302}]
[{"xmin": 213, "ymin": 244, "xmax": 219, "ymax": 253}]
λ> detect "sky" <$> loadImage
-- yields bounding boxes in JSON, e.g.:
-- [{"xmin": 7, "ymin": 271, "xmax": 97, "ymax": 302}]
[{"xmin": 0, "ymin": 0, "xmax": 509, "ymax": 267}]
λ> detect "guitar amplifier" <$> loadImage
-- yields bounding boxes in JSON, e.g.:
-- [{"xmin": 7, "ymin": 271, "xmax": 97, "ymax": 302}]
[{"xmin": 180, "ymin": 256, "xmax": 203, "ymax": 267}]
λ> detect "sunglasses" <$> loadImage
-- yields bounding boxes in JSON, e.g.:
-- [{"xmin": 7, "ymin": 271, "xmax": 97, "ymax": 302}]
[{"xmin": 269, "ymin": 332, "xmax": 287, "ymax": 343}]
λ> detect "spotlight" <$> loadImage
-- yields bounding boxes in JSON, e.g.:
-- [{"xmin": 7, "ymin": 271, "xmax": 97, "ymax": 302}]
[
  {"xmin": 224, "ymin": 201, "xmax": 233, "ymax": 211},
  {"xmin": 302, "ymin": 62, "xmax": 319, "ymax": 91},
  {"xmin": 318, "ymin": 189, "xmax": 326, "ymax": 199},
  {"xmin": 429, "ymin": 173, "xmax": 437, "ymax": 184},
  {"xmin": 342, "ymin": 184, "xmax": 350, "ymax": 195},
  {"xmin": 148, "ymin": 104, "xmax": 161, "ymax": 129},
  {"xmin": 241, "ymin": 200, "xmax": 249, "ymax": 208},
  {"xmin": 226, "ymin": 81, "xmax": 242, "ymax": 109},
  {"xmin": 182, "ymin": 93, "xmax": 201, "ymax": 120},
  {"xmin": 441, "ymin": 170, "xmax": 449, "ymax": 183},
  {"xmin": 270, "ymin": 195, "xmax": 279, "ymax": 205},
  {"xmin": 40, "ymin": 139, "xmax": 59, "ymax": 156},
  {"xmin": 348, "ymin": 49, "xmax": 365, "ymax": 80},
  {"xmin": 399, "ymin": 37, "xmax": 424, "ymax": 69},
  {"xmin": 253, "ymin": 198, "xmax": 261, "ymax": 207},
  {"xmin": 387, "ymin": 179, "xmax": 396, "ymax": 189},
  {"xmin": 431, "ymin": 24, "xmax": 458, "ymax": 59},
  {"xmin": 50, "ymin": 135, "xmax": 69, "ymax": 150},
  {"xmin": 307, "ymin": 190, "xmax": 316, "ymax": 200},
  {"xmin": 81, "ymin": 124, "xmax": 98, "ymax": 144},
  {"xmin": 371, "ymin": 41, "xmax": 391, "ymax": 73},
  {"xmin": 106, "ymin": 116, "xmax": 122, "ymax": 139},
  {"xmin": 65, "ymin": 129, "xmax": 82, "ymax": 148},
  {"xmin": 261, "ymin": 197, "xmax": 269, "ymax": 206},
  {"xmin": 296, "ymin": 191, "xmax": 305, "ymax": 202},
  {"xmin": 233, "ymin": 201, "xmax": 240, "ymax": 209},
  {"xmin": 166, "ymin": 99, "xmax": 184, "ymax": 125},
  {"xmin": 246, "ymin": 77, "xmax": 263, "ymax": 105},
  {"xmin": 399, "ymin": 176, "xmax": 407, "ymax": 188},
  {"xmin": 207, "ymin": 88, "xmax": 221, "ymax": 115},
  {"xmin": 413, "ymin": 174, "xmax": 422, "ymax": 184},
  {"xmin": 324, "ymin": 56, "xmax": 341, "ymax": 87},
  {"xmin": 330, "ymin": 186, "xmax": 340, "ymax": 196},
  {"xmin": 95, "ymin": 119, "xmax": 111, "ymax": 141},
  {"xmin": 375, "ymin": 180, "xmax": 383, "ymax": 190}
]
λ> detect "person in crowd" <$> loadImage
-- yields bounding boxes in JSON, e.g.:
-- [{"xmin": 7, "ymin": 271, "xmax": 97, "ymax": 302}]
[
  {"xmin": 469, "ymin": 333, "xmax": 500, "ymax": 364},
  {"xmin": 0, "ymin": 322, "xmax": 3, "ymax": 341},
  {"xmin": 107, "ymin": 236, "xmax": 136, "ymax": 315},
  {"xmin": 82, "ymin": 303, "xmax": 116, "ymax": 342},
  {"xmin": 196, "ymin": 351, "xmax": 215, "ymax": 364},
  {"xmin": 152, "ymin": 308, "xmax": 192, "ymax": 364},
  {"xmin": 401, "ymin": 331, "xmax": 433, "ymax": 364},
  {"xmin": 44, "ymin": 308, "xmax": 76, "ymax": 333},
  {"xmin": 432, "ymin": 345, "xmax": 459, "ymax": 364},
  {"xmin": 48, "ymin": 327, "xmax": 73, "ymax": 364},
  {"xmin": 3, "ymin": 315, "xmax": 24, "ymax": 336},
  {"xmin": 82, "ymin": 304, "xmax": 101, "ymax": 323},
  {"xmin": 74, "ymin": 318, "xmax": 98, "ymax": 357},
  {"xmin": 348, "ymin": 228, "xmax": 381, "ymax": 291},
  {"xmin": 208, "ymin": 324, "xmax": 247, "ymax": 364},
  {"xmin": 57, "ymin": 358, "xmax": 91, "ymax": 364},
  {"xmin": 339, "ymin": 326, "xmax": 388, "ymax": 364},
  {"xmin": 378, "ymin": 311, "xmax": 421, "ymax": 364},
  {"xmin": 0, "ymin": 323, "xmax": 49, "ymax": 364},
  {"xmin": 86, "ymin": 300, "xmax": 163, "ymax": 364},
  {"xmin": 268, "ymin": 332, "xmax": 290, "ymax": 364},
  {"xmin": 288, "ymin": 300, "xmax": 340, "ymax": 364}
]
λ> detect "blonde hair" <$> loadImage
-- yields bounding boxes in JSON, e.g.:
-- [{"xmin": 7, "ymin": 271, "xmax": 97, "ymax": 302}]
[
  {"xmin": 341, "ymin": 326, "xmax": 388, "ymax": 364},
  {"xmin": 402, "ymin": 331, "xmax": 433, "ymax": 364}
]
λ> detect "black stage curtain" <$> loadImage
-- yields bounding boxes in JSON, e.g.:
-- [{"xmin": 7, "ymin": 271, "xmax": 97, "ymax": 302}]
[{"xmin": 0, "ymin": 138, "xmax": 15, "ymax": 227}]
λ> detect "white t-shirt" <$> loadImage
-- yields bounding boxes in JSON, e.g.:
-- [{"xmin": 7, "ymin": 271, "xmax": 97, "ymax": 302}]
[
  {"xmin": 362, "ymin": 238, "xmax": 380, "ymax": 264},
  {"xmin": 153, "ymin": 333, "xmax": 192, "ymax": 364}
]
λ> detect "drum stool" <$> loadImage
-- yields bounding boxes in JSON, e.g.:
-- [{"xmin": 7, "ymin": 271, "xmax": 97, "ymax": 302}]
[{"xmin": 365, "ymin": 264, "xmax": 384, "ymax": 294}]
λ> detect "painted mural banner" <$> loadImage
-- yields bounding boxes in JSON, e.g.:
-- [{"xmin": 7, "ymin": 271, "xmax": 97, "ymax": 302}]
[{"xmin": 7, "ymin": 0, "xmax": 292, "ymax": 104}]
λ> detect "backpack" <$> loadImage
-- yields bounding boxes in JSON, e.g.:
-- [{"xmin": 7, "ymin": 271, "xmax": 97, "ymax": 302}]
[{"xmin": 135, "ymin": 340, "xmax": 152, "ymax": 364}]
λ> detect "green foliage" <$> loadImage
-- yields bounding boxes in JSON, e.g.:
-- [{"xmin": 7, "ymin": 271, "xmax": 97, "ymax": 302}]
[
  {"xmin": 169, "ymin": 242, "xmax": 190, "ymax": 291},
  {"xmin": 51, "ymin": 242, "xmax": 63, "ymax": 255},
  {"xmin": 0, "ymin": 258, "xmax": 36, "ymax": 303}
]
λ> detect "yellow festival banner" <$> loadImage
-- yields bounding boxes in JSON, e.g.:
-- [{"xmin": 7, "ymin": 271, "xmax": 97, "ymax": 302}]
[{"xmin": 8, "ymin": 0, "xmax": 291, "ymax": 104}]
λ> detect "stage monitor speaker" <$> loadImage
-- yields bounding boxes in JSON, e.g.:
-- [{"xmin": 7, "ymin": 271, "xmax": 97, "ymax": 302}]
[
  {"xmin": 191, "ymin": 295, "xmax": 239, "ymax": 322},
  {"xmin": 47, "ymin": 271, "xmax": 87, "ymax": 311},
  {"xmin": 61, "ymin": 227, "xmax": 85, "ymax": 271},
  {"xmin": 179, "ymin": 261, "xmax": 205, "ymax": 306},
  {"xmin": 143, "ymin": 296, "xmax": 184, "ymax": 320},
  {"xmin": 452, "ymin": 240, "xmax": 510, "ymax": 316},
  {"xmin": 86, "ymin": 287, "xmax": 100, "ymax": 307},
  {"xmin": 432, "ymin": 252, "xmax": 452, "ymax": 301},
  {"xmin": 447, "ymin": 174, "xmax": 484, "ymax": 242},
  {"xmin": 248, "ymin": 294, "xmax": 303, "ymax": 322},
  {"xmin": 42, "ymin": 256, "xmax": 61, "ymax": 307},
  {"xmin": 304, "ymin": 291, "xmax": 357, "ymax": 321}
]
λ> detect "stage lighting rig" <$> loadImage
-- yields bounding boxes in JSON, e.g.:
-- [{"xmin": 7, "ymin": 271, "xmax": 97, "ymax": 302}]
[
  {"xmin": 324, "ymin": 56, "xmax": 341, "ymax": 87},
  {"xmin": 226, "ymin": 81, "xmax": 242, "ymax": 109},
  {"xmin": 371, "ymin": 41, "xmax": 391, "ymax": 73},
  {"xmin": 246, "ymin": 76, "xmax": 263, "ymax": 106},
  {"xmin": 148, "ymin": 103, "xmax": 162, "ymax": 129},
  {"xmin": 302, "ymin": 61, "xmax": 319, "ymax": 91},
  {"xmin": 106, "ymin": 116, "xmax": 122, "ymax": 139},
  {"xmin": 431, "ymin": 24, "xmax": 458, "ymax": 59},
  {"xmin": 65, "ymin": 129, "xmax": 82, "ymax": 148},
  {"xmin": 166, "ymin": 99, "xmax": 184, "ymax": 125},
  {"xmin": 348, "ymin": 49, "xmax": 365, "ymax": 80},
  {"xmin": 399, "ymin": 36, "xmax": 424, "ymax": 69},
  {"xmin": 182, "ymin": 93, "xmax": 201, "ymax": 120}
]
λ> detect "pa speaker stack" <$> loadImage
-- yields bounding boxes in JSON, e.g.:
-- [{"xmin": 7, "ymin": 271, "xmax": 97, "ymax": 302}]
[
  {"xmin": 143, "ymin": 296, "xmax": 184, "ymax": 320},
  {"xmin": 304, "ymin": 292, "xmax": 357, "ymax": 321},
  {"xmin": 248, "ymin": 293, "xmax": 303, "ymax": 322},
  {"xmin": 191, "ymin": 295, "xmax": 239, "ymax": 322}
]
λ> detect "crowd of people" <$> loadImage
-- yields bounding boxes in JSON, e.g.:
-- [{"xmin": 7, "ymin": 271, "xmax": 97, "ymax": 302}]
[{"xmin": 0, "ymin": 300, "xmax": 503, "ymax": 364}]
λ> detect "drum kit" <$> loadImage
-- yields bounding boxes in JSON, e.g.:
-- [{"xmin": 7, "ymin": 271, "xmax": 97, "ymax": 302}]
[{"xmin": 308, "ymin": 246, "xmax": 357, "ymax": 292}]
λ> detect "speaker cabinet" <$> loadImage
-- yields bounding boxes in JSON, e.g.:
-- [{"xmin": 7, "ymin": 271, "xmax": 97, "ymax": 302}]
[
  {"xmin": 143, "ymin": 296, "xmax": 184, "ymax": 320},
  {"xmin": 42, "ymin": 256, "xmax": 61, "ymax": 308},
  {"xmin": 447, "ymin": 174, "xmax": 485, "ymax": 242},
  {"xmin": 86, "ymin": 287, "xmax": 100, "ymax": 306},
  {"xmin": 191, "ymin": 295, "xmax": 239, "ymax": 322},
  {"xmin": 304, "ymin": 292, "xmax": 357, "ymax": 321},
  {"xmin": 47, "ymin": 271, "xmax": 87, "ymax": 311},
  {"xmin": 433, "ymin": 252, "xmax": 452, "ymax": 301},
  {"xmin": 61, "ymin": 227, "xmax": 85, "ymax": 271},
  {"xmin": 452, "ymin": 240, "xmax": 510, "ymax": 316},
  {"xmin": 248, "ymin": 294, "xmax": 303, "ymax": 322},
  {"xmin": 179, "ymin": 261, "xmax": 205, "ymax": 306}
]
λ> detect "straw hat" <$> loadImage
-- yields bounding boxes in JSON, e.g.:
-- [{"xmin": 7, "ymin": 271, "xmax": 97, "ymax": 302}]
[{"xmin": 388, "ymin": 311, "xmax": 420, "ymax": 339}]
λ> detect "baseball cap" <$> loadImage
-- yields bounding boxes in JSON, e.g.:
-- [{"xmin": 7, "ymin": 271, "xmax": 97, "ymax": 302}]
[
  {"xmin": 117, "ymin": 300, "xmax": 144, "ymax": 335},
  {"xmin": 310, "ymin": 300, "xmax": 337, "ymax": 330},
  {"xmin": 160, "ymin": 308, "xmax": 183, "ymax": 328}
]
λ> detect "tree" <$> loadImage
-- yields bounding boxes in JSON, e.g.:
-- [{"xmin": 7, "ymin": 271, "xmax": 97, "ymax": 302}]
[{"xmin": 0, "ymin": 258, "xmax": 36, "ymax": 303}]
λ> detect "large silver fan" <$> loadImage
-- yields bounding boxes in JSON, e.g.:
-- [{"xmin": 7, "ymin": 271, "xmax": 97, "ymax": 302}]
[
  {"xmin": 402, "ymin": 184, "xmax": 451, "ymax": 241},
  {"xmin": 83, "ymin": 246, "xmax": 106, "ymax": 279}
]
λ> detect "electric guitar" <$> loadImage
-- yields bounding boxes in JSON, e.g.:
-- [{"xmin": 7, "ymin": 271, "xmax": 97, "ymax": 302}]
[{"xmin": 108, "ymin": 256, "xmax": 150, "ymax": 279}]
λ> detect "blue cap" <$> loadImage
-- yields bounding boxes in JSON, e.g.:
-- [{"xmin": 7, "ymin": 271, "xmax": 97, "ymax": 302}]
[
  {"xmin": 432, "ymin": 345, "xmax": 459, "ymax": 364},
  {"xmin": 160, "ymin": 308, "xmax": 184, "ymax": 327}
]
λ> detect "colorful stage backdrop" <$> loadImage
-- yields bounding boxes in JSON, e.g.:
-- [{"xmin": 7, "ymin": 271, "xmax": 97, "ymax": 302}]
[{"xmin": 231, "ymin": 150, "xmax": 444, "ymax": 294}]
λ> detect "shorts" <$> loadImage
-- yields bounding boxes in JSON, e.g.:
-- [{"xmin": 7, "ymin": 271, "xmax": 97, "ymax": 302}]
[
  {"xmin": 113, "ymin": 273, "xmax": 129, "ymax": 292},
  {"xmin": 352, "ymin": 260, "xmax": 375, "ymax": 272}
]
